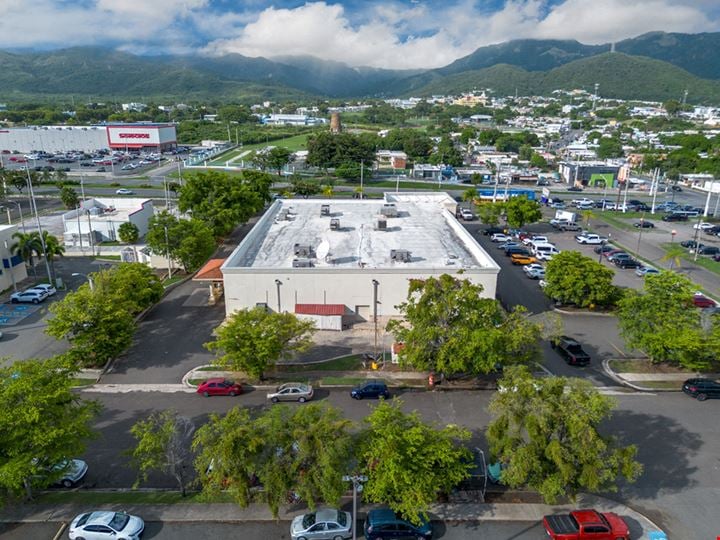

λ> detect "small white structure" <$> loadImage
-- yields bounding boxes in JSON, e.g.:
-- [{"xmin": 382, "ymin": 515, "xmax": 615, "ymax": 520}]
[
  {"xmin": 62, "ymin": 198, "xmax": 154, "ymax": 247},
  {"xmin": 0, "ymin": 224, "xmax": 28, "ymax": 291}
]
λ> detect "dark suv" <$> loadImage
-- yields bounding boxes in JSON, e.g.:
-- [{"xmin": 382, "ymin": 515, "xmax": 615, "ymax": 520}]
[
  {"xmin": 364, "ymin": 508, "xmax": 432, "ymax": 540},
  {"xmin": 350, "ymin": 380, "xmax": 390, "ymax": 400},
  {"xmin": 682, "ymin": 378, "xmax": 720, "ymax": 401},
  {"xmin": 551, "ymin": 336, "xmax": 591, "ymax": 366}
]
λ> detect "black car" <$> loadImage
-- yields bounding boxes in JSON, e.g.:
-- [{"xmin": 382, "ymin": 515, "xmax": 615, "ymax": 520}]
[
  {"xmin": 680, "ymin": 240, "xmax": 702, "ymax": 249},
  {"xmin": 697, "ymin": 246, "xmax": 720, "ymax": 256},
  {"xmin": 504, "ymin": 246, "xmax": 531, "ymax": 257},
  {"xmin": 682, "ymin": 378, "xmax": 720, "ymax": 401},
  {"xmin": 704, "ymin": 226, "xmax": 720, "ymax": 235},
  {"xmin": 662, "ymin": 213, "xmax": 688, "ymax": 222},
  {"xmin": 567, "ymin": 185, "xmax": 583, "ymax": 192},
  {"xmin": 614, "ymin": 258, "xmax": 641, "ymax": 269},
  {"xmin": 482, "ymin": 226, "xmax": 505, "ymax": 236},
  {"xmin": 550, "ymin": 336, "xmax": 590, "ymax": 366},
  {"xmin": 633, "ymin": 221, "xmax": 654, "ymax": 228},
  {"xmin": 671, "ymin": 185, "xmax": 683, "ymax": 192},
  {"xmin": 350, "ymin": 380, "xmax": 390, "ymax": 400},
  {"xmin": 593, "ymin": 244, "xmax": 615, "ymax": 254}
]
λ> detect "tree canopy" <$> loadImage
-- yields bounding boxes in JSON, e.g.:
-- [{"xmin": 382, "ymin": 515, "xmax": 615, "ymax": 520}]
[
  {"xmin": 387, "ymin": 274, "xmax": 541, "ymax": 375},
  {"xmin": 617, "ymin": 271, "xmax": 720, "ymax": 370},
  {"xmin": 487, "ymin": 366, "xmax": 642, "ymax": 504},
  {"xmin": 360, "ymin": 400, "xmax": 472, "ymax": 524},
  {"xmin": 544, "ymin": 251, "xmax": 620, "ymax": 308},
  {"xmin": 307, "ymin": 132, "xmax": 377, "ymax": 170},
  {"xmin": 146, "ymin": 211, "xmax": 216, "ymax": 272},
  {"xmin": 502, "ymin": 196, "xmax": 542, "ymax": 228},
  {"xmin": 206, "ymin": 307, "xmax": 316, "ymax": 379}
]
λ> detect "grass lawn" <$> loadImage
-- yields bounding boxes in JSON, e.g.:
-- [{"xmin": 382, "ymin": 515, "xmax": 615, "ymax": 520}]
[
  {"xmin": 93, "ymin": 255, "xmax": 121, "ymax": 261},
  {"xmin": 321, "ymin": 376, "xmax": 369, "ymax": 386},
  {"xmin": 276, "ymin": 354, "xmax": 365, "ymax": 373},
  {"xmin": 659, "ymin": 242, "xmax": 720, "ymax": 277},
  {"xmin": 69, "ymin": 378, "xmax": 96, "ymax": 387},
  {"xmin": 609, "ymin": 358, "xmax": 689, "ymax": 374},
  {"xmin": 163, "ymin": 275, "xmax": 186, "ymax": 287},
  {"xmin": 35, "ymin": 490, "xmax": 233, "ymax": 505},
  {"xmin": 209, "ymin": 134, "xmax": 311, "ymax": 165}
]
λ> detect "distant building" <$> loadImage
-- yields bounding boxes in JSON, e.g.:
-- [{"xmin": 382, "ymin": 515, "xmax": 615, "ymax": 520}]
[
  {"xmin": 0, "ymin": 225, "xmax": 28, "ymax": 291},
  {"xmin": 62, "ymin": 198, "xmax": 154, "ymax": 247},
  {"xmin": 260, "ymin": 114, "xmax": 327, "ymax": 126},
  {"xmin": 558, "ymin": 161, "xmax": 620, "ymax": 188},
  {"xmin": 121, "ymin": 102, "xmax": 147, "ymax": 112},
  {"xmin": 376, "ymin": 150, "xmax": 407, "ymax": 170},
  {"xmin": 330, "ymin": 113, "xmax": 342, "ymax": 134}
]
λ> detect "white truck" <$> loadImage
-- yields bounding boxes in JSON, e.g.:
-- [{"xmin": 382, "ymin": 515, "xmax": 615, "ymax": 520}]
[
  {"xmin": 550, "ymin": 210, "xmax": 579, "ymax": 231},
  {"xmin": 575, "ymin": 233, "xmax": 608, "ymax": 245}
]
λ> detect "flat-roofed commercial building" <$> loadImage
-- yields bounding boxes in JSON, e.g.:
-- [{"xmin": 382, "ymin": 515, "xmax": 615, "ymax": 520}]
[{"xmin": 221, "ymin": 193, "xmax": 500, "ymax": 323}]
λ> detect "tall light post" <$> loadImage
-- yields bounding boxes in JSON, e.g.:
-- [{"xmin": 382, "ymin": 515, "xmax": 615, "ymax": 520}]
[
  {"xmin": 636, "ymin": 215, "xmax": 645, "ymax": 258},
  {"xmin": 25, "ymin": 166, "xmax": 53, "ymax": 284},
  {"xmin": 372, "ymin": 279, "xmax": 379, "ymax": 359},
  {"xmin": 163, "ymin": 225, "xmax": 173, "ymax": 279},
  {"xmin": 71, "ymin": 272, "xmax": 95, "ymax": 291},
  {"xmin": 671, "ymin": 229, "xmax": 677, "ymax": 243},
  {"xmin": 275, "ymin": 279, "xmax": 282, "ymax": 313},
  {"xmin": 342, "ymin": 474, "xmax": 368, "ymax": 540}
]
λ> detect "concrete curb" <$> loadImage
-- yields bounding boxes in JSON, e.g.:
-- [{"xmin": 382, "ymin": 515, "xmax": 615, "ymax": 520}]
[
  {"xmin": 602, "ymin": 358, "xmax": 686, "ymax": 393},
  {"xmin": 552, "ymin": 306, "xmax": 616, "ymax": 317}
]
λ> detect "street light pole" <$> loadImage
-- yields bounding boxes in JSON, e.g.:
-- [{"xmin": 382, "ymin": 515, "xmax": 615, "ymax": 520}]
[
  {"xmin": 275, "ymin": 279, "xmax": 282, "ymax": 313},
  {"xmin": 372, "ymin": 279, "xmax": 379, "ymax": 359},
  {"xmin": 25, "ymin": 167, "xmax": 53, "ymax": 284},
  {"xmin": 342, "ymin": 474, "xmax": 368, "ymax": 540},
  {"xmin": 71, "ymin": 272, "xmax": 94, "ymax": 291}
]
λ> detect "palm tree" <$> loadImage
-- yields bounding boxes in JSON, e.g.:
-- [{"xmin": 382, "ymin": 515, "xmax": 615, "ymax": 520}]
[
  {"xmin": 37, "ymin": 230, "xmax": 65, "ymax": 281},
  {"xmin": 582, "ymin": 209, "xmax": 596, "ymax": 230},
  {"xmin": 662, "ymin": 244, "xmax": 685, "ymax": 270},
  {"xmin": 322, "ymin": 185, "xmax": 334, "ymax": 198},
  {"xmin": 11, "ymin": 231, "xmax": 42, "ymax": 278}
]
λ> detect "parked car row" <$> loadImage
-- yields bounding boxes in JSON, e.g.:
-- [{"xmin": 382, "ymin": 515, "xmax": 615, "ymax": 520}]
[
  {"xmin": 196, "ymin": 379, "xmax": 389, "ymax": 401},
  {"xmin": 9, "ymin": 283, "xmax": 56, "ymax": 304}
]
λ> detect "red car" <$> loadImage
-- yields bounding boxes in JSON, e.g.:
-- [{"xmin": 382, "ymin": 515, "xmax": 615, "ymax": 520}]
[
  {"xmin": 693, "ymin": 294, "xmax": 717, "ymax": 308},
  {"xmin": 197, "ymin": 378, "xmax": 243, "ymax": 397}
]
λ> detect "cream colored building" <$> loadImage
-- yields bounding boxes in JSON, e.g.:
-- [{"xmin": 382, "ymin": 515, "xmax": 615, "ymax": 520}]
[{"xmin": 0, "ymin": 224, "xmax": 28, "ymax": 292}]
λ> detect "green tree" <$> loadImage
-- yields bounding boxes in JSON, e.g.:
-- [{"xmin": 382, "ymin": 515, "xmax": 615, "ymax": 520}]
[
  {"xmin": 387, "ymin": 275, "xmax": 541, "ymax": 375},
  {"xmin": 334, "ymin": 162, "xmax": 361, "ymax": 181},
  {"xmin": 529, "ymin": 152, "xmax": 548, "ymax": 169},
  {"xmin": 502, "ymin": 196, "xmax": 542, "ymax": 228},
  {"xmin": 102, "ymin": 263, "xmax": 164, "ymax": 314},
  {"xmin": 487, "ymin": 366, "xmax": 642, "ymax": 504},
  {"xmin": 461, "ymin": 187, "xmax": 477, "ymax": 203},
  {"xmin": 266, "ymin": 147, "xmax": 293, "ymax": 176},
  {"xmin": 477, "ymin": 203, "xmax": 503, "ymax": 226},
  {"xmin": 178, "ymin": 170, "xmax": 272, "ymax": 236},
  {"xmin": 206, "ymin": 307, "xmax": 316, "ymax": 379},
  {"xmin": 36, "ymin": 230, "xmax": 64, "ymax": 281},
  {"xmin": 146, "ymin": 212, "xmax": 216, "ymax": 272},
  {"xmin": 360, "ymin": 400, "xmax": 472, "ymax": 524},
  {"xmin": 544, "ymin": 251, "xmax": 620, "ymax": 308},
  {"xmin": 0, "ymin": 357, "xmax": 100, "ymax": 500},
  {"xmin": 193, "ymin": 404, "xmax": 353, "ymax": 517},
  {"xmin": 118, "ymin": 222, "xmax": 140, "ymax": 244},
  {"xmin": 10, "ymin": 231, "xmax": 41, "ymax": 277},
  {"xmin": 617, "ymin": 272, "xmax": 718, "ymax": 370},
  {"xmin": 59, "ymin": 185, "xmax": 79, "ymax": 209},
  {"xmin": 597, "ymin": 137, "xmax": 624, "ymax": 159},
  {"xmin": 518, "ymin": 144, "xmax": 533, "ymax": 161},
  {"xmin": 661, "ymin": 244, "xmax": 685, "ymax": 270},
  {"xmin": 129, "ymin": 410, "xmax": 195, "ymax": 496},
  {"xmin": 291, "ymin": 178, "xmax": 320, "ymax": 199},
  {"xmin": 53, "ymin": 169, "xmax": 67, "ymax": 184}
]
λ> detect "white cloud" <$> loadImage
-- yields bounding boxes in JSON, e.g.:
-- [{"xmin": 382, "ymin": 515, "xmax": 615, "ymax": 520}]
[{"xmin": 204, "ymin": 0, "xmax": 720, "ymax": 68}]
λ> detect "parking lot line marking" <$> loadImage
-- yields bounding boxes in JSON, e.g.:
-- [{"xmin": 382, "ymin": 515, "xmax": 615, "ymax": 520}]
[{"xmin": 609, "ymin": 342, "xmax": 627, "ymax": 358}]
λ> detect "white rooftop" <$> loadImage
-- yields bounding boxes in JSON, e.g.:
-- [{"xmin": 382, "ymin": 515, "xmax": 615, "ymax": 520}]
[{"xmin": 226, "ymin": 193, "xmax": 499, "ymax": 271}]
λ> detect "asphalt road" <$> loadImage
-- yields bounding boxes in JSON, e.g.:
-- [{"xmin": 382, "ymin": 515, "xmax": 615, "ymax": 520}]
[{"xmin": 0, "ymin": 520, "xmax": 546, "ymax": 540}]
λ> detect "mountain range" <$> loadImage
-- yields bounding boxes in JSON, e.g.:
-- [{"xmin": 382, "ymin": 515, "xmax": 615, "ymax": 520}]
[{"xmin": 2, "ymin": 31, "xmax": 720, "ymax": 103}]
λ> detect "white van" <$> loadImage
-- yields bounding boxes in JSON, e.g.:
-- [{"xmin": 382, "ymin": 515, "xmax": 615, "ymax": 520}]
[{"xmin": 533, "ymin": 243, "xmax": 560, "ymax": 258}]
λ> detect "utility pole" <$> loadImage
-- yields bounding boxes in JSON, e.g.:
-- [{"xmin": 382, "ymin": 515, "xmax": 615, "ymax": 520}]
[
  {"xmin": 25, "ymin": 168, "xmax": 53, "ymax": 284},
  {"xmin": 342, "ymin": 475, "xmax": 368, "ymax": 540},
  {"xmin": 359, "ymin": 160, "xmax": 364, "ymax": 200},
  {"xmin": 164, "ymin": 225, "xmax": 173, "ymax": 279}
]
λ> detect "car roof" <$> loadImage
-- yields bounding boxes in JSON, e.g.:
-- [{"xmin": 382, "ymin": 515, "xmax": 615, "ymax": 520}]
[
  {"xmin": 367, "ymin": 508, "xmax": 398, "ymax": 524},
  {"xmin": 83, "ymin": 511, "xmax": 118, "ymax": 526}
]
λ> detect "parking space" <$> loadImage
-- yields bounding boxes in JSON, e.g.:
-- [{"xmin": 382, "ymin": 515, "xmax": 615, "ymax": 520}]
[{"xmin": 0, "ymin": 303, "xmax": 42, "ymax": 326}]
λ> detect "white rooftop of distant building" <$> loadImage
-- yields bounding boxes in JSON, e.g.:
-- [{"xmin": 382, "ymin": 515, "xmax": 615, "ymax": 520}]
[
  {"xmin": 225, "ymin": 193, "xmax": 499, "ymax": 271},
  {"xmin": 63, "ymin": 197, "xmax": 152, "ymax": 224}
]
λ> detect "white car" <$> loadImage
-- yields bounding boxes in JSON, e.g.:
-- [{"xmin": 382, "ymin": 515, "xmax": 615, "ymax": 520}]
[
  {"xmin": 526, "ymin": 267, "xmax": 545, "ymax": 279},
  {"xmin": 490, "ymin": 233, "xmax": 510, "ymax": 243},
  {"xmin": 28, "ymin": 283, "xmax": 57, "ymax": 296},
  {"xmin": 523, "ymin": 263, "xmax": 544, "ymax": 275},
  {"xmin": 571, "ymin": 198, "xmax": 594, "ymax": 207},
  {"xmin": 694, "ymin": 222, "xmax": 715, "ymax": 231},
  {"xmin": 636, "ymin": 266, "xmax": 661, "ymax": 277},
  {"xmin": 575, "ymin": 233, "xmax": 608, "ymax": 245},
  {"xmin": 115, "ymin": 188, "xmax": 134, "ymax": 195},
  {"xmin": 68, "ymin": 511, "xmax": 144, "ymax": 540},
  {"xmin": 290, "ymin": 509, "xmax": 352, "ymax": 540},
  {"xmin": 522, "ymin": 235, "xmax": 548, "ymax": 245},
  {"xmin": 576, "ymin": 201, "xmax": 595, "ymax": 210},
  {"xmin": 10, "ymin": 289, "xmax": 48, "ymax": 304},
  {"xmin": 535, "ymin": 251, "xmax": 556, "ymax": 261}
]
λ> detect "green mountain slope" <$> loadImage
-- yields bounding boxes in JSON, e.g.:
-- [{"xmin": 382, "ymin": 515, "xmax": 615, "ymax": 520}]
[{"xmin": 409, "ymin": 53, "xmax": 720, "ymax": 103}]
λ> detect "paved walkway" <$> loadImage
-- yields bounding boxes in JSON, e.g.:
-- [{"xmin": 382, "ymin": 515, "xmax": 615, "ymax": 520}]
[{"xmin": 0, "ymin": 494, "xmax": 664, "ymax": 538}]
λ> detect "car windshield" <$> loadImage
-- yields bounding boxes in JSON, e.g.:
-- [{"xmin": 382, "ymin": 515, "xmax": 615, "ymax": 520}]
[
  {"xmin": 109, "ymin": 512, "xmax": 130, "ymax": 531},
  {"xmin": 302, "ymin": 513, "xmax": 316, "ymax": 528}
]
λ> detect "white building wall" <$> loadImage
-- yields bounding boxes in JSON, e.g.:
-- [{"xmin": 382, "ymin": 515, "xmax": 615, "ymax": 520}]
[
  {"xmin": 128, "ymin": 201, "xmax": 154, "ymax": 238},
  {"xmin": 0, "ymin": 225, "xmax": 28, "ymax": 291},
  {"xmin": 222, "ymin": 268, "xmax": 497, "ymax": 318},
  {"xmin": 0, "ymin": 126, "xmax": 108, "ymax": 153}
]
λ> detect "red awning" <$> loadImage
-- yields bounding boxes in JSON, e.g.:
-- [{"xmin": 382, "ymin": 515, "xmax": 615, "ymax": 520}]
[
  {"xmin": 295, "ymin": 304, "xmax": 345, "ymax": 316},
  {"xmin": 194, "ymin": 258, "xmax": 225, "ymax": 281}
]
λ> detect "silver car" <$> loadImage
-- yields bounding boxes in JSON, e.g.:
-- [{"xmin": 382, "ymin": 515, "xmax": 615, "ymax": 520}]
[
  {"xmin": 267, "ymin": 382, "xmax": 314, "ymax": 403},
  {"xmin": 290, "ymin": 508, "xmax": 352, "ymax": 540}
]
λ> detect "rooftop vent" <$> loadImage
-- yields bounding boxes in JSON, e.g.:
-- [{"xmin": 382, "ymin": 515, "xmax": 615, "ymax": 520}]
[
  {"xmin": 294, "ymin": 243, "xmax": 315, "ymax": 257},
  {"xmin": 320, "ymin": 204, "xmax": 330, "ymax": 216},
  {"xmin": 330, "ymin": 218, "xmax": 340, "ymax": 230},
  {"xmin": 375, "ymin": 218, "xmax": 387, "ymax": 231},
  {"xmin": 381, "ymin": 203, "xmax": 398, "ymax": 217},
  {"xmin": 292, "ymin": 258, "xmax": 314, "ymax": 268},
  {"xmin": 390, "ymin": 249, "xmax": 411, "ymax": 262}
]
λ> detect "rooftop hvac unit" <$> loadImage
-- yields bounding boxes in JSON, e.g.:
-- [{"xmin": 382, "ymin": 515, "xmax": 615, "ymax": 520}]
[
  {"xmin": 390, "ymin": 249, "xmax": 411, "ymax": 262},
  {"xmin": 294, "ymin": 243, "xmax": 314, "ymax": 257},
  {"xmin": 292, "ymin": 258, "xmax": 314, "ymax": 268},
  {"xmin": 330, "ymin": 218, "xmax": 340, "ymax": 230},
  {"xmin": 375, "ymin": 219, "xmax": 387, "ymax": 231},
  {"xmin": 380, "ymin": 203, "xmax": 398, "ymax": 217},
  {"xmin": 320, "ymin": 204, "xmax": 330, "ymax": 216}
]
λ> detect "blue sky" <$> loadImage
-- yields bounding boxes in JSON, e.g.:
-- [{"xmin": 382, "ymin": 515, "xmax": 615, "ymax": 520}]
[{"xmin": 1, "ymin": 1, "xmax": 719, "ymax": 68}]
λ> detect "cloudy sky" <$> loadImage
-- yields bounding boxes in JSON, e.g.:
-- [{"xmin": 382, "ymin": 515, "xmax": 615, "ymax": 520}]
[{"xmin": 1, "ymin": 0, "xmax": 719, "ymax": 68}]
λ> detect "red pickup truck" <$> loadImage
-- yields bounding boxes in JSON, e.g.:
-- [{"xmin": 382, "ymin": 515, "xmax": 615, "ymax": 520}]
[{"xmin": 543, "ymin": 509, "xmax": 630, "ymax": 540}]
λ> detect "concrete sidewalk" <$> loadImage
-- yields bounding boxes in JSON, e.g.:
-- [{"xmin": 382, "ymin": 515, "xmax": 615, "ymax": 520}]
[{"xmin": 0, "ymin": 494, "xmax": 664, "ymax": 539}]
